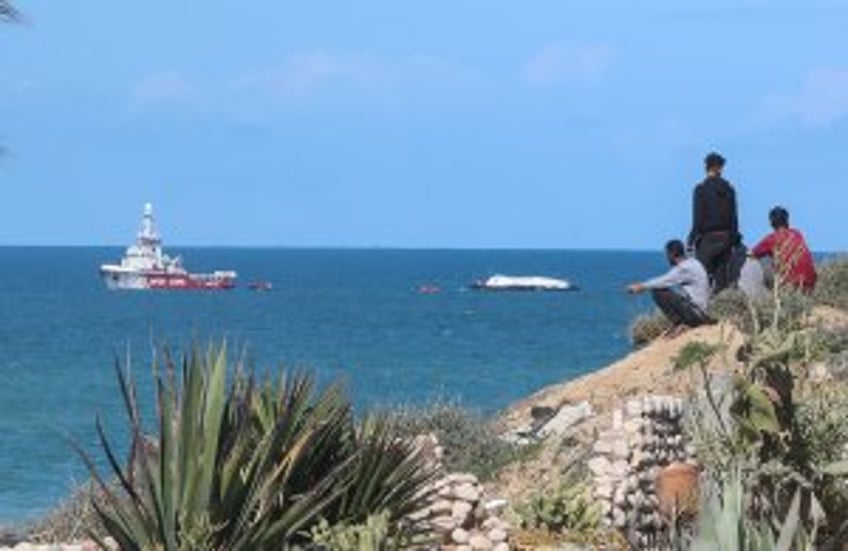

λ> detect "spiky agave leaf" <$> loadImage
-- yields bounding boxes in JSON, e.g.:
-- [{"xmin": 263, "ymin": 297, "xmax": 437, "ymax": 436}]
[
  {"xmin": 78, "ymin": 343, "xmax": 438, "ymax": 549},
  {"xmin": 334, "ymin": 415, "xmax": 440, "ymax": 534}
]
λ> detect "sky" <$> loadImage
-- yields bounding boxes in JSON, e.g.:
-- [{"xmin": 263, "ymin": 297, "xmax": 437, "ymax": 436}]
[{"xmin": 1, "ymin": 1, "xmax": 847, "ymax": 249}]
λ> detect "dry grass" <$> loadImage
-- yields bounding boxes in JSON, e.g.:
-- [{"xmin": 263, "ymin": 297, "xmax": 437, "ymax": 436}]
[{"xmin": 23, "ymin": 480, "xmax": 108, "ymax": 544}]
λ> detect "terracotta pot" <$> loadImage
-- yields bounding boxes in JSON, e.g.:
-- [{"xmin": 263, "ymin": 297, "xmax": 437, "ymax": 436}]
[{"xmin": 655, "ymin": 462, "xmax": 700, "ymax": 519}]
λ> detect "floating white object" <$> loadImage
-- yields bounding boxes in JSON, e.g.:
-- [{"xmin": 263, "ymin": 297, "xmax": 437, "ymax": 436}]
[{"xmin": 471, "ymin": 274, "xmax": 578, "ymax": 292}]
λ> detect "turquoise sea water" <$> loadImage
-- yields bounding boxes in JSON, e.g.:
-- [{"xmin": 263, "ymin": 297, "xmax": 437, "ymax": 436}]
[{"xmin": 0, "ymin": 247, "xmax": 664, "ymax": 521}]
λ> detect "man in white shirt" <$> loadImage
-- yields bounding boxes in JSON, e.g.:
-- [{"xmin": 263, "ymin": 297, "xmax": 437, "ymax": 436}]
[{"xmin": 627, "ymin": 239, "xmax": 712, "ymax": 330}]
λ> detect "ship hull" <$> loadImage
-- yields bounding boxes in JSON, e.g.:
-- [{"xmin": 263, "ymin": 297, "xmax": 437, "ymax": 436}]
[{"xmin": 101, "ymin": 270, "xmax": 236, "ymax": 291}]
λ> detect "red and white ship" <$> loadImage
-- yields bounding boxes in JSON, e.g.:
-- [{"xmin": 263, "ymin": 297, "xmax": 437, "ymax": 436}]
[{"xmin": 100, "ymin": 203, "xmax": 237, "ymax": 290}]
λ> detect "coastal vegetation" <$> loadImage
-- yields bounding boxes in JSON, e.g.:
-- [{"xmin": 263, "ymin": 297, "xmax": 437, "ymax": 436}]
[{"xmin": 70, "ymin": 345, "xmax": 438, "ymax": 549}]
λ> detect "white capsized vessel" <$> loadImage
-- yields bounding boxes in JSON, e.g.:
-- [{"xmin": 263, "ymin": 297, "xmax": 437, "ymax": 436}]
[
  {"xmin": 99, "ymin": 203, "xmax": 237, "ymax": 290},
  {"xmin": 471, "ymin": 274, "xmax": 577, "ymax": 292}
]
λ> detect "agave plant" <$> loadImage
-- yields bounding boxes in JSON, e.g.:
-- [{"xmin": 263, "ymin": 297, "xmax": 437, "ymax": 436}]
[{"xmin": 75, "ymin": 343, "xmax": 438, "ymax": 550}]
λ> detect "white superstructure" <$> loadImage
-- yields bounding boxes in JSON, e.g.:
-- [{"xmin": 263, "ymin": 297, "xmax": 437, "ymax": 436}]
[{"xmin": 100, "ymin": 203, "xmax": 236, "ymax": 290}]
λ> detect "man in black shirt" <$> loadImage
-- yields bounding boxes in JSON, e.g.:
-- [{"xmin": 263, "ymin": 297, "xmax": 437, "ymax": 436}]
[{"xmin": 687, "ymin": 152, "xmax": 741, "ymax": 293}]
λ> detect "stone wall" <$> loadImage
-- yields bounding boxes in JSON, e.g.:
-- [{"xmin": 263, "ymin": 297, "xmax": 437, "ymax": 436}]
[
  {"xmin": 411, "ymin": 433, "xmax": 512, "ymax": 550},
  {"xmin": 588, "ymin": 394, "xmax": 697, "ymax": 549}
]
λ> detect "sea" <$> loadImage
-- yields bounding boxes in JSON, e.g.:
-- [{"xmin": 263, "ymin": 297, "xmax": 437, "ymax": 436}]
[{"xmin": 0, "ymin": 247, "xmax": 666, "ymax": 522}]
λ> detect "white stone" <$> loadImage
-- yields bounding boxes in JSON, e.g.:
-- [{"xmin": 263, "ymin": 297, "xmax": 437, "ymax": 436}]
[
  {"xmin": 611, "ymin": 459, "xmax": 629, "ymax": 478},
  {"xmin": 593, "ymin": 439, "xmax": 613, "ymax": 454},
  {"xmin": 407, "ymin": 507, "xmax": 430, "ymax": 521},
  {"xmin": 453, "ymin": 500, "xmax": 473, "ymax": 520},
  {"xmin": 469, "ymin": 533, "xmax": 494, "ymax": 550},
  {"xmin": 487, "ymin": 528, "xmax": 507, "ymax": 542},
  {"xmin": 588, "ymin": 456, "xmax": 612, "ymax": 476},
  {"xmin": 810, "ymin": 362, "xmax": 832, "ymax": 384},
  {"xmin": 611, "ymin": 439, "xmax": 630, "ymax": 459},
  {"xmin": 613, "ymin": 486, "xmax": 627, "ymax": 505},
  {"xmin": 450, "ymin": 472, "xmax": 480, "ymax": 485},
  {"xmin": 452, "ymin": 528, "xmax": 470, "ymax": 544},
  {"xmin": 432, "ymin": 499, "xmax": 453, "ymax": 515},
  {"xmin": 454, "ymin": 483, "xmax": 481, "ymax": 502},
  {"xmin": 626, "ymin": 399, "xmax": 643, "ymax": 417},
  {"xmin": 595, "ymin": 482, "xmax": 614, "ymax": 499},
  {"xmin": 613, "ymin": 506, "xmax": 627, "ymax": 528},
  {"xmin": 623, "ymin": 417, "xmax": 643, "ymax": 434},
  {"xmin": 493, "ymin": 543, "xmax": 510, "ymax": 551},
  {"xmin": 483, "ymin": 498, "xmax": 509, "ymax": 515},
  {"xmin": 612, "ymin": 408, "xmax": 624, "ymax": 429},
  {"xmin": 536, "ymin": 401, "xmax": 593, "ymax": 438},
  {"xmin": 430, "ymin": 515, "xmax": 458, "ymax": 532}
]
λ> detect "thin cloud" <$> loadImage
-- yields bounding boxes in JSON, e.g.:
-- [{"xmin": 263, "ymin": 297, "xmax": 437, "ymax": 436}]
[
  {"xmin": 523, "ymin": 43, "xmax": 613, "ymax": 87},
  {"xmin": 231, "ymin": 51, "xmax": 465, "ymax": 99},
  {"xmin": 131, "ymin": 71, "xmax": 199, "ymax": 107},
  {"xmin": 761, "ymin": 67, "xmax": 848, "ymax": 127}
]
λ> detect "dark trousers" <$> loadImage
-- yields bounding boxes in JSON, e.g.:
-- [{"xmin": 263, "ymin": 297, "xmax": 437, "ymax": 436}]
[
  {"xmin": 695, "ymin": 232, "xmax": 734, "ymax": 293},
  {"xmin": 652, "ymin": 288, "xmax": 711, "ymax": 328}
]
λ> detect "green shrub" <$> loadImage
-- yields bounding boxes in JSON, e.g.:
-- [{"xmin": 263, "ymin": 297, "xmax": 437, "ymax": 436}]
[
  {"xmin": 629, "ymin": 310, "xmax": 672, "ymax": 347},
  {"xmin": 708, "ymin": 288, "xmax": 750, "ymax": 328},
  {"xmin": 391, "ymin": 402, "xmax": 526, "ymax": 481},
  {"xmin": 516, "ymin": 475, "xmax": 603, "ymax": 543},
  {"xmin": 309, "ymin": 511, "xmax": 422, "ymax": 550},
  {"xmin": 76, "ymin": 344, "xmax": 438, "ymax": 550},
  {"xmin": 814, "ymin": 257, "xmax": 848, "ymax": 311}
]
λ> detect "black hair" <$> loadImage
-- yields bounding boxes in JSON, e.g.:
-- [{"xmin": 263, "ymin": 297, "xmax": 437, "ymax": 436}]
[
  {"xmin": 704, "ymin": 152, "xmax": 726, "ymax": 170},
  {"xmin": 665, "ymin": 239, "xmax": 686, "ymax": 259},
  {"xmin": 769, "ymin": 206, "xmax": 789, "ymax": 229}
]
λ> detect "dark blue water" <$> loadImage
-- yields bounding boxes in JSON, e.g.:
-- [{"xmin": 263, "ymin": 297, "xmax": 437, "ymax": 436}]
[{"xmin": 0, "ymin": 247, "xmax": 663, "ymax": 521}]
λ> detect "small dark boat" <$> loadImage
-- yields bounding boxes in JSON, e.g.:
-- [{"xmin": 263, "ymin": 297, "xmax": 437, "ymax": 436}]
[{"xmin": 248, "ymin": 281, "xmax": 273, "ymax": 291}]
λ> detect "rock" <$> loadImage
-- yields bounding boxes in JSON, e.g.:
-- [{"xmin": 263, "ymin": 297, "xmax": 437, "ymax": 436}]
[
  {"xmin": 595, "ymin": 481, "xmax": 614, "ymax": 499},
  {"xmin": 407, "ymin": 506, "xmax": 430, "ymax": 521},
  {"xmin": 536, "ymin": 401, "xmax": 593, "ymax": 438},
  {"xmin": 611, "ymin": 439, "xmax": 630, "ymax": 459},
  {"xmin": 610, "ymin": 459, "xmax": 629, "ymax": 478},
  {"xmin": 481, "ymin": 516, "xmax": 508, "ymax": 531},
  {"xmin": 468, "ymin": 533, "xmax": 494, "ymax": 550},
  {"xmin": 430, "ymin": 515, "xmax": 457, "ymax": 533},
  {"xmin": 588, "ymin": 456, "xmax": 611, "ymax": 476},
  {"xmin": 593, "ymin": 439, "xmax": 613, "ymax": 454},
  {"xmin": 810, "ymin": 362, "xmax": 832, "ymax": 384},
  {"xmin": 612, "ymin": 408, "xmax": 623, "ymax": 429},
  {"xmin": 432, "ymin": 499, "xmax": 453, "ymax": 515},
  {"xmin": 492, "ymin": 543, "xmax": 510, "ymax": 551},
  {"xmin": 626, "ymin": 399, "xmax": 643, "ymax": 417},
  {"xmin": 613, "ymin": 506, "xmax": 627, "ymax": 528},
  {"xmin": 483, "ymin": 498, "xmax": 508, "ymax": 515},
  {"xmin": 456, "ymin": 546, "xmax": 473, "ymax": 551},
  {"xmin": 450, "ymin": 473, "xmax": 480, "ymax": 485},
  {"xmin": 452, "ymin": 528, "xmax": 470, "ymax": 544},
  {"xmin": 487, "ymin": 528, "xmax": 507, "ymax": 543},
  {"xmin": 452, "ymin": 500, "xmax": 473, "ymax": 521},
  {"xmin": 454, "ymin": 483, "xmax": 481, "ymax": 503},
  {"xmin": 623, "ymin": 417, "xmax": 643, "ymax": 434}
]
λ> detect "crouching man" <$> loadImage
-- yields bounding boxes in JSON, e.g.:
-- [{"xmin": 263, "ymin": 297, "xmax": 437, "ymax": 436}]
[{"xmin": 627, "ymin": 240, "xmax": 712, "ymax": 332}]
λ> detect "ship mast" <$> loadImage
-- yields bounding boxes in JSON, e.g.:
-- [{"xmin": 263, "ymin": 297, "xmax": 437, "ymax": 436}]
[{"xmin": 137, "ymin": 202, "xmax": 164, "ymax": 267}]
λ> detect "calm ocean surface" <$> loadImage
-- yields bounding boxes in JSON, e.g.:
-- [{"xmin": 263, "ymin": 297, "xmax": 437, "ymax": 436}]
[{"xmin": 0, "ymin": 247, "xmax": 664, "ymax": 521}]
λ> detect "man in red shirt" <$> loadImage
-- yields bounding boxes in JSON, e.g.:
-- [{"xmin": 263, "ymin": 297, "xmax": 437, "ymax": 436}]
[{"xmin": 750, "ymin": 207, "xmax": 817, "ymax": 290}]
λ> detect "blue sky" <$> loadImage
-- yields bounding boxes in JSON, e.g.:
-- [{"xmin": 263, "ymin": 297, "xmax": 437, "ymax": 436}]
[{"xmin": 1, "ymin": 0, "xmax": 847, "ymax": 249}]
